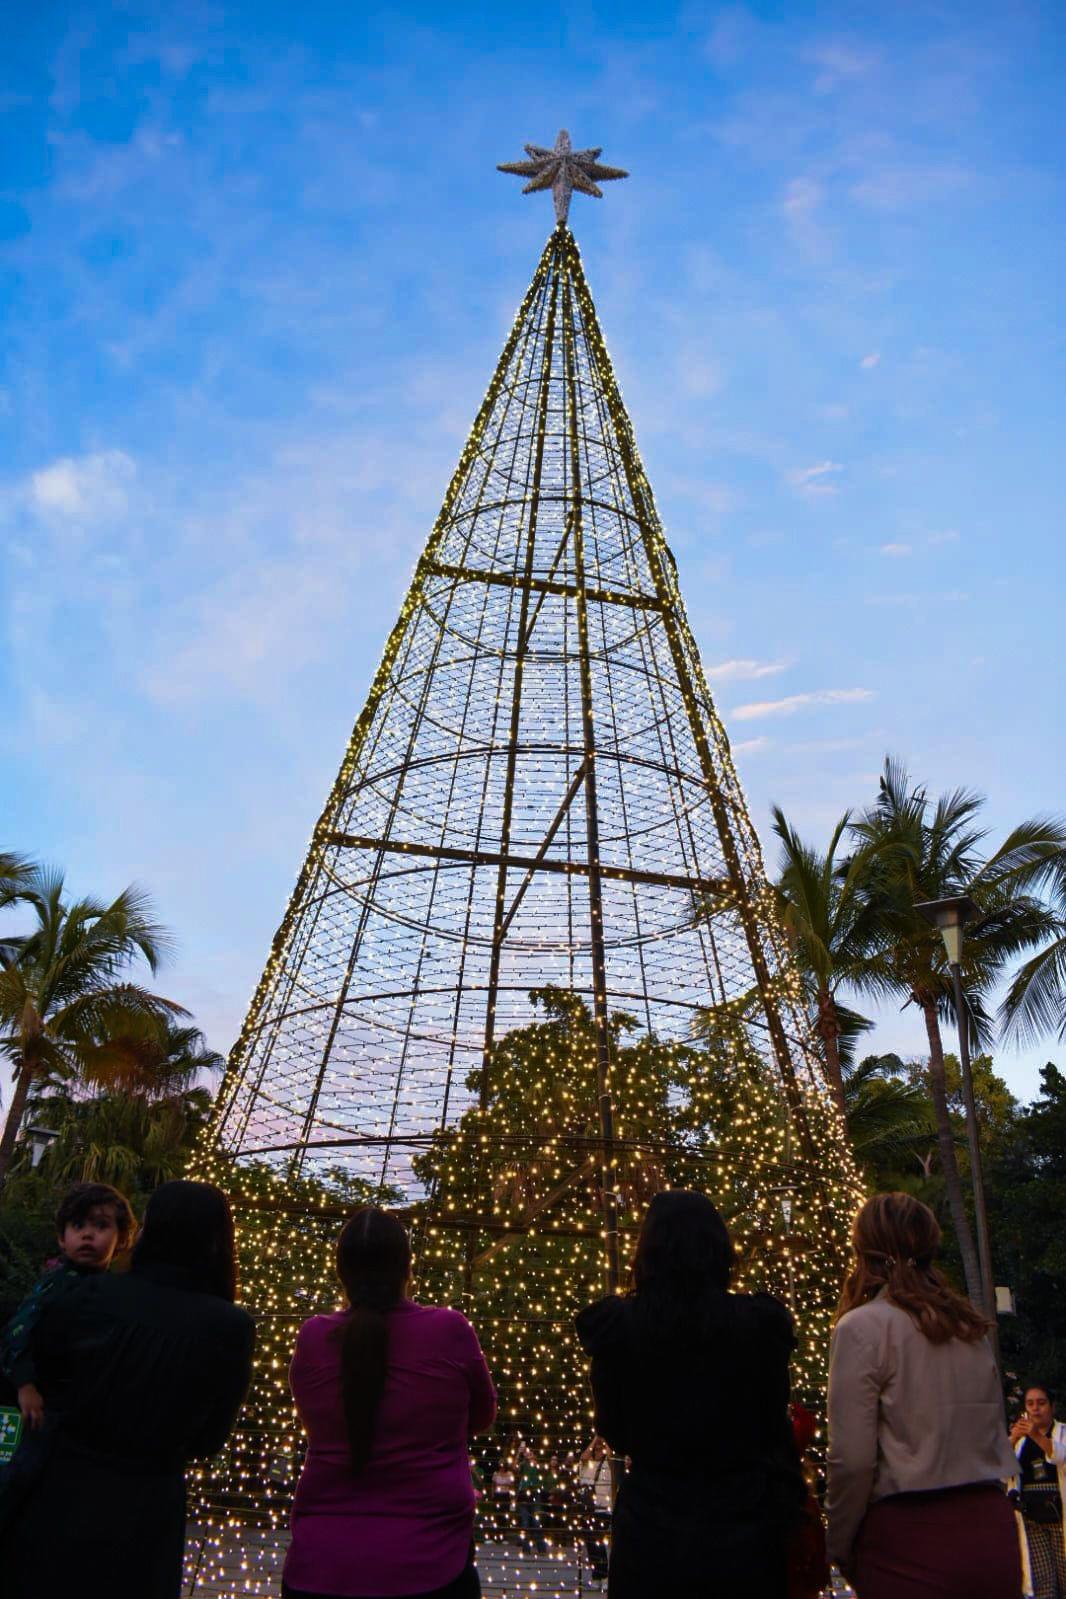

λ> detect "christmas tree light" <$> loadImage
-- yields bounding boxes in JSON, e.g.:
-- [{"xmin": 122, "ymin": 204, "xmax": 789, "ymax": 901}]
[{"xmin": 187, "ymin": 210, "xmax": 860, "ymax": 1595}]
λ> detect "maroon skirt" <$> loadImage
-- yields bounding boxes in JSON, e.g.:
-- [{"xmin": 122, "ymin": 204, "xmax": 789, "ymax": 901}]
[{"xmin": 853, "ymin": 1483, "xmax": 1022, "ymax": 1599}]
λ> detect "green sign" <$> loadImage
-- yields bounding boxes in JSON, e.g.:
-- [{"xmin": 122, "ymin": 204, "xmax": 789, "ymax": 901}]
[{"xmin": 0, "ymin": 1406, "xmax": 23, "ymax": 1466}]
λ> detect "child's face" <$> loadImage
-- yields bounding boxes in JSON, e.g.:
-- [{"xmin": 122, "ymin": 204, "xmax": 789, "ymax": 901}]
[{"xmin": 61, "ymin": 1205, "xmax": 121, "ymax": 1269}]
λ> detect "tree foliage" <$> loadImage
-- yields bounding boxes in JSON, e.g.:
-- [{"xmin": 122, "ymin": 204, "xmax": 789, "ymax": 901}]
[
  {"xmin": 1001, "ymin": 855, "xmax": 1066, "ymax": 1049},
  {"xmin": 0, "ymin": 863, "xmax": 184, "ymax": 1189},
  {"xmin": 772, "ymin": 759, "xmax": 1065, "ymax": 1305},
  {"xmin": 985, "ymin": 1064, "xmax": 1066, "ymax": 1399}
]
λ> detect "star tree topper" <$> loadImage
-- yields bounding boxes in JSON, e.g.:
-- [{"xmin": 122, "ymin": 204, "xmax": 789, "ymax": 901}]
[{"xmin": 497, "ymin": 129, "xmax": 628, "ymax": 225}]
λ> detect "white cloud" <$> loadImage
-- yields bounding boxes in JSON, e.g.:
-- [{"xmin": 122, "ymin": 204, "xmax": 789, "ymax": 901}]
[
  {"xmin": 788, "ymin": 461, "xmax": 843, "ymax": 499},
  {"xmin": 705, "ymin": 7, "xmax": 759, "ymax": 69},
  {"xmin": 706, "ymin": 658, "xmax": 789, "ymax": 683},
  {"xmin": 29, "ymin": 450, "xmax": 135, "ymax": 520},
  {"xmin": 731, "ymin": 736, "xmax": 770, "ymax": 755},
  {"xmin": 661, "ymin": 476, "xmax": 742, "ymax": 517},
  {"xmin": 879, "ymin": 542, "xmax": 911, "ymax": 557},
  {"xmin": 783, "ymin": 177, "xmax": 822, "ymax": 221},
  {"xmin": 928, "ymin": 528, "xmax": 960, "ymax": 545},
  {"xmin": 782, "ymin": 177, "xmax": 829, "ymax": 258},
  {"xmin": 731, "ymin": 688, "xmax": 874, "ymax": 721},
  {"xmin": 786, "ymin": 736, "xmax": 874, "ymax": 754},
  {"xmin": 698, "ymin": 482, "xmax": 742, "ymax": 514},
  {"xmin": 863, "ymin": 592, "xmax": 921, "ymax": 608},
  {"xmin": 850, "ymin": 165, "xmax": 972, "ymax": 212},
  {"xmin": 142, "ymin": 556, "xmax": 348, "ymax": 707},
  {"xmin": 806, "ymin": 41, "xmax": 879, "ymax": 93},
  {"xmin": 676, "ymin": 347, "xmax": 724, "ymax": 398},
  {"xmin": 860, "ymin": 352, "xmax": 881, "ymax": 369}
]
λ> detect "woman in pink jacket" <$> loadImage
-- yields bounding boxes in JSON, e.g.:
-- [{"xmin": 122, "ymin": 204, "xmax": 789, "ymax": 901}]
[{"xmin": 282, "ymin": 1208, "xmax": 497, "ymax": 1599}]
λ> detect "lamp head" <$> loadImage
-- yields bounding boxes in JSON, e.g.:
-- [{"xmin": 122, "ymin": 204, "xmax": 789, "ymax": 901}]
[
  {"xmin": 25, "ymin": 1124, "xmax": 58, "ymax": 1169},
  {"xmin": 915, "ymin": 895, "xmax": 979, "ymax": 967}
]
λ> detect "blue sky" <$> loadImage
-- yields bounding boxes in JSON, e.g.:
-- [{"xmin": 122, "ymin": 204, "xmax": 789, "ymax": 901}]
[{"xmin": 2, "ymin": 1, "xmax": 1063, "ymax": 1100}]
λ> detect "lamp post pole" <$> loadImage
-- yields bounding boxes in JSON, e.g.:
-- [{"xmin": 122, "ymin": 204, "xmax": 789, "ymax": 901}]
[{"xmin": 949, "ymin": 960, "xmax": 999, "ymax": 1334}]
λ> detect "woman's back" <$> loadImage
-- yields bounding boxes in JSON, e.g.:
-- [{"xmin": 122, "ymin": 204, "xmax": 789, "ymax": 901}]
[
  {"xmin": 577, "ymin": 1187, "xmax": 807, "ymax": 1599},
  {"xmin": 287, "ymin": 1301, "xmax": 495, "ymax": 1597},
  {"xmin": 828, "ymin": 1294, "xmax": 1014, "ymax": 1501},
  {"xmin": 826, "ymin": 1191, "xmax": 1021, "ymax": 1599},
  {"xmin": 576, "ymin": 1289, "xmax": 799, "ymax": 1482},
  {"xmin": 39, "ymin": 1264, "xmax": 254, "ymax": 1468}
]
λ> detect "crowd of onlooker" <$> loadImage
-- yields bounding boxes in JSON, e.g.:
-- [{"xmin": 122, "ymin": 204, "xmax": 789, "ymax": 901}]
[
  {"xmin": 471, "ymin": 1435, "xmax": 614, "ymax": 1574},
  {"xmin": 0, "ymin": 1179, "xmax": 1062, "ymax": 1599}
]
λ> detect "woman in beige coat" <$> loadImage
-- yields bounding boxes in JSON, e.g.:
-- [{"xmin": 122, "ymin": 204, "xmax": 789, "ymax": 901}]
[{"xmin": 826, "ymin": 1192, "xmax": 1020, "ymax": 1598}]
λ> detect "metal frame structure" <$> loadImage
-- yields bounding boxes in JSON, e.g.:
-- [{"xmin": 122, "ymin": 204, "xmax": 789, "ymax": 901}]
[{"xmin": 192, "ymin": 224, "xmax": 855, "ymax": 1586}]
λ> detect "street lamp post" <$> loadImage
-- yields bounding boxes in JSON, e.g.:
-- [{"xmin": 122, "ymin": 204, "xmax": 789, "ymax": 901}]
[
  {"xmin": 915, "ymin": 896, "xmax": 999, "ymax": 1350},
  {"xmin": 24, "ymin": 1125, "xmax": 58, "ymax": 1169}
]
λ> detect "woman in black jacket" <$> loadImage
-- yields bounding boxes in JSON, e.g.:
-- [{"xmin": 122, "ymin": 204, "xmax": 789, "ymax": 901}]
[
  {"xmin": 575, "ymin": 1190, "xmax": 805, "ymax": 1599},
  {"xmin": 2, "ymin": 1179, "xmax": 255, "ymax": 1599}
]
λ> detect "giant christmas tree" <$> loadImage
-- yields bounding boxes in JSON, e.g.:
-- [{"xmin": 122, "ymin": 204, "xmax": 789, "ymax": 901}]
[{"xmin": 191, "ymin": 134, "xmax": 859, "ymax": 1592}]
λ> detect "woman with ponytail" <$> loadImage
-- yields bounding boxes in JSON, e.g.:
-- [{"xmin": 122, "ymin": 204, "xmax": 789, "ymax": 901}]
[
  {"xmin": 282, "ymin": 1208, "xmax": 496, "ymax": 1599},
  {"xmin": 826, "ymin": 1192, "xmax": 1020, "ymax": 1598}
]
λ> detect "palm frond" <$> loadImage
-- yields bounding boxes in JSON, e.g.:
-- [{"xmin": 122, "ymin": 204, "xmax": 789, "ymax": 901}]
[
  {"xmin": 974, "ymin": 817, "xmax": 1066, "ymax": 896},
  {"xmin": 0, "ymin": 852, "xmax": 35, "ymax": 908},
  {"xmin": 1000, "ymin": 932, "xmax": 1066, "ymax": 1047},
  {"xmin": 833, "ymin": 1002, "xmax": 875, "ymax": 1072},
  {"xmin": 50, "ymin": 984, "xmax": 188, "ymax": 1044},
  {"xmin": 842, "ymin": 1051, "xmax": 906, "ymax": 1092}
]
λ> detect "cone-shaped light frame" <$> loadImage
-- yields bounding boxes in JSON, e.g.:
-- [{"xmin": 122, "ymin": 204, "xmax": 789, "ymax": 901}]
[{"xmin": 189, "ymin": 226, "xmax": 858, "ymax": 1595}]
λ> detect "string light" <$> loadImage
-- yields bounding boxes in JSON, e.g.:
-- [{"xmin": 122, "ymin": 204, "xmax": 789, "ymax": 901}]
[{"xmin": 186, "ymin": 224, "xmax": 860, "ymax": 1595}]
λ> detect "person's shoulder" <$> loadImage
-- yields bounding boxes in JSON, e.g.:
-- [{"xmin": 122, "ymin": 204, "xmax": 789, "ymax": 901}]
[
  {"xmin": 158, "ymin": 1284, "xmax": 254, "ymax": 1343},
  {"xmin": 188, "ymin": 1295, "xmax": 255, "ymax": 1362},
  {"xmin": 36, "ymin": 1266, "xmax": 133, "ymax": 1340},
  {"xmin": 833, "ymin": 1297, "xmax": 876, "ymax": 1332},
  {"xmin": 34, "ymin": 1258, "xmax": 84, "ymax": 1298},
  {"xmin": 43, "ymin": 1263, "xmax": 112, "ymax": 1312},
  {"xmin": 214, "ymin": 1297, "xmax": 255, "ymax": 1335},
  {"xmin": 844, "ymin": 1293, "xmax": 909, "ymax": 1330},
  {"xmin": 832, "ymin": 1293, "xmax": 898, "ymax": 1350},
  {"xmin": 574, "ymin": 1294, "xmax": 629, "ymax": 1354},
  {"xmin": 407, "ymin": 1302, "xmax": 481, "ymax": 1344},
  {"xmin": 294, "ymin": 1310, "xmax": 344, "ymax": 1343},
  {"xmin": 727, "ymin": 1290, "xmax": 795, "ymax": 1344}
]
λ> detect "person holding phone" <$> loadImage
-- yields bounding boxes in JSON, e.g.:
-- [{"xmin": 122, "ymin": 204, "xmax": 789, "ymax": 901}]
[{"xmin": 1011, "ymin": 1384, "xmax": 1066, "ymax": 1598}]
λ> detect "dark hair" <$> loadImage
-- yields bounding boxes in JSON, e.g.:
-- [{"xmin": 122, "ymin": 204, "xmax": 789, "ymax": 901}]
[
  {"xmin": 130, "ymin": 1180, "xmax": 237, "ymax": 1302},
  {"xmin": 630, "ymin": 1190, "xmax": 735, "ymax": 1333},
  {"xmin": 336, "ymin": 1207, "xmax": 411, "ymax": 1475},
  {"xmin": 56, "ymin": 1182, "xmax": 136, "ymax": 1250},
  {"xmin": 1024, "ymin": 1382, "xmax": 1056, "ymax": 1406},
  {"xmin": 837, "ymin": 1192, "xmax": 990, "ymax": 1345}
]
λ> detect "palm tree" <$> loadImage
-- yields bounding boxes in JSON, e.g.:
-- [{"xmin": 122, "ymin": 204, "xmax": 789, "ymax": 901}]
[
  {"xmin": 0, "ymin": 865, "xmax": 185, "ymax": 1190},
  {"xmin": 771, "ymin": 807, "xmax": 884, "ymax": 1115},
  {"xmin": 0, "ymin": 852, "xmax": 33, "ymax": 908},
  {"xmin": 849, "ymin": 758, "xmax": 1063, "ymax": 1303},
  {"xmin": 1001, "ymin": 851, "xmax": 1066, "ymax": 1049},
  {"xmin": 841, "ymin": 1052, "xmax": 937, "ymax": 1189},
  {"xmin": 149, "ymin": 1018, "xmax": 225, "ymax": 1095},
  {"xmin": 6, "ymin": 1017, "xmax": 221, "ymax": 1196},
  {"xmin": 78, "ymin": 1013, "xmax": 224, "ymax": 1100},
  {"xmin": 17, "ymin": 1082, "xmax": 212, "ymax": 1191}
]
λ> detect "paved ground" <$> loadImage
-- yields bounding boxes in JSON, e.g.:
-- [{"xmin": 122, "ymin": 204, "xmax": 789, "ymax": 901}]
[
  {"xmin": 183, "ymin": 1528, "xmax": 856, "ymax": 1597},
  {"xmin": 183, "ymin": 1530, "xmax": 599, "ymax": 1597}
]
